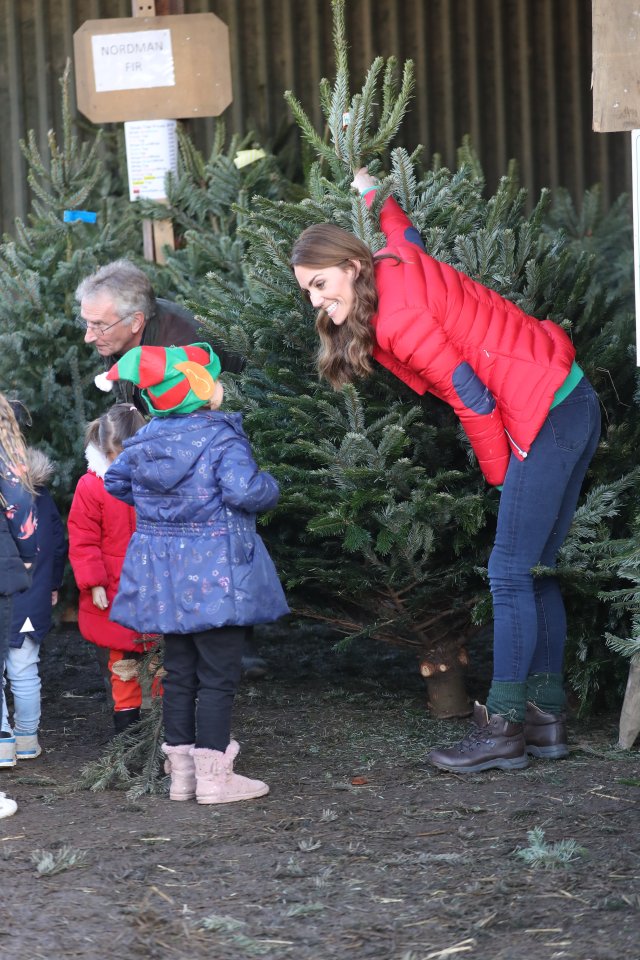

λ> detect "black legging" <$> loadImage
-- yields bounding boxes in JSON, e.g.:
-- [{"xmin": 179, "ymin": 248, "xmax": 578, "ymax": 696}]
[
  {"xmin": 0, "ymin": 595, "xmax": 12, "ymax": 681},
  {"xmin": 162, "ymin": 626, "xmax": 245, "ymax": 751}
]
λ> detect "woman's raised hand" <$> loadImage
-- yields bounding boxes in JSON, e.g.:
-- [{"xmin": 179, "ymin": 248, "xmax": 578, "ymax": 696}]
[{"xmin": 351, "ymin": 167, "xmax": 378, "ymax": 194}]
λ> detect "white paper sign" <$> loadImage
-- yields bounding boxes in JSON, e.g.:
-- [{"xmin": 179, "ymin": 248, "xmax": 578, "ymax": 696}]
[
  {"xmin": 124, "ymin": 120, "xmax": 178, "ymax": 201},
  {"xmin": 631, "ymin": 130, "xmax": 640, "ymax": 365},
  {"xmin": 92, "ymin": 29, "xmax": 175, "ymax": 92}
]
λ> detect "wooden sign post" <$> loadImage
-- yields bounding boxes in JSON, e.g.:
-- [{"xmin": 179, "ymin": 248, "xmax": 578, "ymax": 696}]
[
  {"xmin": 593, "ymin": 0, "xmax": 640, "ymax": 367},
  {"xmin": 592, "ymin": 0, "xmax": 640, "ymax": 749},
  {"xmin": 73, "ymin": 3, "xmax": 232, "ymax": 263}
]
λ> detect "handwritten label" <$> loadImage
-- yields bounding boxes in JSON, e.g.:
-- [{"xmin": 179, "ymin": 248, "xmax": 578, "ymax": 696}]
[{"xmin": 92, "ymin": 30, "xmax": 175, "ymax": 92}]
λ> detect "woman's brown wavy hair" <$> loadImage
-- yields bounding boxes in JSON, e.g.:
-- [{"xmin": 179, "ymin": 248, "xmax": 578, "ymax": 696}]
[{"xmin": 291, "ymin": 223, "xmax": 380, "ymax": 390}]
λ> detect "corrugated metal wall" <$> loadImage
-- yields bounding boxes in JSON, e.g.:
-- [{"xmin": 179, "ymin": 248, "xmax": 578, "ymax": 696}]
[{"xmin": 0, "ymin": 0, "xmax": 631, "ymax": 235}]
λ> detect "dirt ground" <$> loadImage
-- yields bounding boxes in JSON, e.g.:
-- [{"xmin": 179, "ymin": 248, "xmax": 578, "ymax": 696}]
[{"xmin": 2, "ymin": 624, "xmax": 640, "ymax": 960}]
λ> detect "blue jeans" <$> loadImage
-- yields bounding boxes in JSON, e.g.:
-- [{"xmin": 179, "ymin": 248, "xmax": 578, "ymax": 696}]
[
  {"xmin": 1, "ymin": 635, "xmax": 41, "ymax": 734},
  {"xmin": 488, "ymin": 377, "xmax": 601, "ymax": 682}
]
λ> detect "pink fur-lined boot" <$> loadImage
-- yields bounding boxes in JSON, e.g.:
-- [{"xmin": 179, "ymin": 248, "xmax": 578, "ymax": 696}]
[
  {"xmin": 162, "ymin": 743, "xmax": 196, "ymax": 801},
  {"xmin": 191, "ymin": 740, "xmax": 269, "ymax": 805}
]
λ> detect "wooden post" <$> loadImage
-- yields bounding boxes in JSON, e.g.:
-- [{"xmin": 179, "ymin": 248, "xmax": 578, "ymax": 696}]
[
  {"xmin": 593, "ymin": 0, "xmax": 640, "ymax": 748},
  {"xmin": 75, "ymin": 3, "xmax": 231, "ymax": 261},
  {"xmin": 618, "ymin": 657, "xmax": 640, "ymax": 749},
  {"xmin": 131, "ymin": 0, "xmax": 180, "ymax": 264}
]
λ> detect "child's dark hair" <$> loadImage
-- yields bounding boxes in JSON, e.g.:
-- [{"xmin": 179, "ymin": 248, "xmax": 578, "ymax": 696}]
[{"xmin": 85, "ymin": 404, "xmax": 146, "ymax": 457}]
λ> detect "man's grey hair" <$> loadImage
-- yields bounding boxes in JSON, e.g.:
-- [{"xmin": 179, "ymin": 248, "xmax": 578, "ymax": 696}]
[{"xmin": 75, "ymin": 259, "xmax": 156, "ymax": 323}]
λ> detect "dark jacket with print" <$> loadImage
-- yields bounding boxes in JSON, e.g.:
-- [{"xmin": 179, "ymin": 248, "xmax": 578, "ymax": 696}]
[
  {"xmin": 0, "ymin": 445, "xmax": 37, "ymax": 597},
  {"xmin": 10, "ymin": 450, "xmax": 67, "ymax": 647}
]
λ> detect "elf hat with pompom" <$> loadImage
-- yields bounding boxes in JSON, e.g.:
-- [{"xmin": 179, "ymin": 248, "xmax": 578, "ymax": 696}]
[{"xmin": 98, "ymin": 343, "xmax": 221, "ymax": 416}]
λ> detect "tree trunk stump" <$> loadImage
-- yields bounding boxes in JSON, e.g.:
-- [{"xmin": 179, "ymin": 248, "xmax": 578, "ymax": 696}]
[
  {"xmin": 618, "ymin": 657, "xmax": 640, "ymax": 749},
  {"xmin": 421, "ymin": 657, "xmax": 472, "ymax": 719}
]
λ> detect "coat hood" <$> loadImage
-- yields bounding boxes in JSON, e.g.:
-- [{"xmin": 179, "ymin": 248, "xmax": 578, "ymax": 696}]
[
  {"xmin": 25, "ymin": 447, "xmax": 54, "ymax": 489},
  {"xmin": 85, "ymin": 443, "xmax": 111, "ymax": 479},
  {"xmin": 121, "ymin": 409, "xmax": 247, "ymax": 493}
]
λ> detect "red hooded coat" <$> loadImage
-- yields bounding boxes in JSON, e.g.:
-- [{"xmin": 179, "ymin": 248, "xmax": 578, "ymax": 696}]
[
  {"xmin": 68, "ymin": 445, "xmax": 140, "ymax": 651},
  {"xmin": 369, "ymin": 195, "xmax": 576, "ymax": 486}
]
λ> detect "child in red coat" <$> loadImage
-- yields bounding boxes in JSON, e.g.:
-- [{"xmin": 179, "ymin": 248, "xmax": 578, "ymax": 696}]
[{"xmin": 68, "ymin": 403, "xmax": 155, "ymax": 733}]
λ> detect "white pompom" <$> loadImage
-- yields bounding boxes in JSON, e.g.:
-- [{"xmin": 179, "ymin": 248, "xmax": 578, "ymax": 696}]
[{"xmin": 94, "ymin": 371, "xmax": 114, "ymax": 392}]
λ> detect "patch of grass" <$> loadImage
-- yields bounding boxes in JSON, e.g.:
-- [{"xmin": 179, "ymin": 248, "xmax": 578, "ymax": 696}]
[
  {"xmin": 274, "ymin": 857, "xmax": 305, "ymax": 878},
  {"xmin": 31, "ymin": 845, "xmax": 88, "ymax": 876},
  {"xmin": 198, "ymin": 915, "xmax": 283, "ymax": 956},
  {"xmin": 515, "ymin": 826, "xmax": 586, "ymax": 869},
  {"xmin": 313, "ymin": 866, "xmax": 335, "ymax": 888},
  {"xmin": 297, "ymin": 838, "xmax": 322, "ymax": 851},
  {"xmin": 225, "ymin": 933, "xmax": 281, "ymax": 956},
  {"xmin": 200, "ymin": 914, "xmax": 246, "ymax": 933},
  {"xmin": 12, "ymin": 774, "xmax": 57, "ymax": 786},
  {"xmin": 283, "ymin": 902, "xmax": 325, "ymax": 918},
  {"xmin": 508, "ymin": 808, "xmax": 540, "ymax": 821}
]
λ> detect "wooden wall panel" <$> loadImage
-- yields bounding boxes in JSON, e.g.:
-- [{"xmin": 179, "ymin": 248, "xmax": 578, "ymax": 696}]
[{"xmin": 0, "ymin": 0, "xmax": 631, "ymax": 235}]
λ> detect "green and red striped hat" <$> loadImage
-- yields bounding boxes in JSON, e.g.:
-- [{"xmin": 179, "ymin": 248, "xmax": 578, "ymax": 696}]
[{"xmin": 105, "ymin": 343, "xmax": 222, "ymax": 416}]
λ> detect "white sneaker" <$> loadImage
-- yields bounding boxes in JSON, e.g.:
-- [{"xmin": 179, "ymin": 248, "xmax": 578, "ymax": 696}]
[
  {"xmin": 0, "ymin": 793, "xmax": 17, "ymax": 818},
  {"xmin": 15, "ymin": 733, "xmax": 41, "ymax": 760},
  {"xmin": 0, "ymin": 735, "xmax": 16, "ymax": 768}
]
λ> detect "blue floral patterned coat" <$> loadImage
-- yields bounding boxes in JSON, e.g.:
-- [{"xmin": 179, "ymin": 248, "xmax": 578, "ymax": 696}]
[{"xmin": 104, "ymin": 409, "xmax": 289, "ymax": 634}]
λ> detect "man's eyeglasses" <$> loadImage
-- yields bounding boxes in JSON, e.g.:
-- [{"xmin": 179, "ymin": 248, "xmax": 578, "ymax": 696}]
[{"xmin": 76, "ymin": 314, "xmax": 131, "ymax": 336}]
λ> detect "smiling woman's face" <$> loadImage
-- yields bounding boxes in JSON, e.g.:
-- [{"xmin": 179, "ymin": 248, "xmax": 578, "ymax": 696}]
[{"xmin": 293, "ymin": 262, "xmax": 359, "ymax": 326}]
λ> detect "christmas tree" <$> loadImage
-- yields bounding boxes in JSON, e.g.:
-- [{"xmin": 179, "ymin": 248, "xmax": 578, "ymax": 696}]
[
  {"xmin": 542, "ymin": 185, "xmax": 640, "ymax": 711},
  {"xmin": 191, "ymin": 0, "xmax": 636, "ymax": 716},
  {"xmin": 0, "ymin": 63, "xmax": 140, "ymax": 507},
  {"xmin": 131, "ymin": 121, "xmax": 300, "ymax": 314}
]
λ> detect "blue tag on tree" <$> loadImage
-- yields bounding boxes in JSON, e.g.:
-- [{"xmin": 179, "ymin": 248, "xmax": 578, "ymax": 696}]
[{"xmin": 63, "ymin": 210, "xmax": 97, "ymax": 224}]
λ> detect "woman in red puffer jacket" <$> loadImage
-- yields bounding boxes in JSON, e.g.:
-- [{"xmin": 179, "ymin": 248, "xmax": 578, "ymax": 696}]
[{"xmin": 291, "ymin": 167, "xmax": 601, "ymax": 774}]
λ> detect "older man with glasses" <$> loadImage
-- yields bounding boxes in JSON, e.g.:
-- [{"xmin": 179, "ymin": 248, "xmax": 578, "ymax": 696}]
[
  {"xmin": 76, "ymin": 258, "xmax": 245, "ymax": 403},
  {"xmin": 75, "ymin": 259, "xmax": 268, "ymax": 682}
]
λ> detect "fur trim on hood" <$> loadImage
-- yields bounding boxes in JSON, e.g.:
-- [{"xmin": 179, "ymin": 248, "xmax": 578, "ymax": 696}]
[
  {"xmin": 25, "ymin": 447, "xmax": 55, "ymax": 489},
  {"xmin": 85, "ymin": 443, "xmax": 111, "ymax": 480}
]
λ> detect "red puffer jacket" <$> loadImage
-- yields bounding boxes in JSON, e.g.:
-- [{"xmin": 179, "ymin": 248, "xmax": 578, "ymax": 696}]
[
  {"xmin": 368, "ymin": 195, "xmax": 576, "ymax": 485},
  {"xmin": 68, "ymin": 448, "xmax": 140, "ymax": 651}
]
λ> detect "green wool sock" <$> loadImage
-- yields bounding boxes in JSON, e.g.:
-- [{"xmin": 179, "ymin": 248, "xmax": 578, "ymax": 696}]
[
  {"xmin": 486, "ymin": 681, "xmax": 527, "ymax": 722},
  {"xmin": 526, "ymin": 673, "xmax": 566, "ymax": 714}
]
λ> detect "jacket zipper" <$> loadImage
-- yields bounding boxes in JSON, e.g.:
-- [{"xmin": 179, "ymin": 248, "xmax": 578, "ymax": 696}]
[{"xmin": 505, "ymin": 429, "xmax": 528, "ymax": 459}]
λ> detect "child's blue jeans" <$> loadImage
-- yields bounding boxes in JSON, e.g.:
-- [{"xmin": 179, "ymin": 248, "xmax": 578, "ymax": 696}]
[
  {"xmin": 487, "ymin": 376, "xmax": 601, "ymax": 682},
  {"xmin": 1, "ymin": 635, "xmax": 41, "ymax": 734}
]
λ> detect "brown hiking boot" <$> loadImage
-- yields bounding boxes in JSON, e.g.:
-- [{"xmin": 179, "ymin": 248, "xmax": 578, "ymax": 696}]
[
  {"xmin": 426, "ymin": 702, "xmax": 529, "ymax": 773},
  {"xmin": 524, "ymin": 701, "xmax": 568, "ymax": 759}
]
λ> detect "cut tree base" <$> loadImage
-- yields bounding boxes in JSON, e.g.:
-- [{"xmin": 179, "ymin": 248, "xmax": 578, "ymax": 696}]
[
  {"xmin": 423, "ymin": 663, "xmax": 472, "ymax": 719},
  {"xmin": 618, "ymin": 657, "xmax": 640, "ymax": 749}
]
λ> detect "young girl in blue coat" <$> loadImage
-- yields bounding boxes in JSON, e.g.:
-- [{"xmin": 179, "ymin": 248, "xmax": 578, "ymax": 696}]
[{"xmin": 101, "ymin": 343, "xmax": 289, "ymax": 804}]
